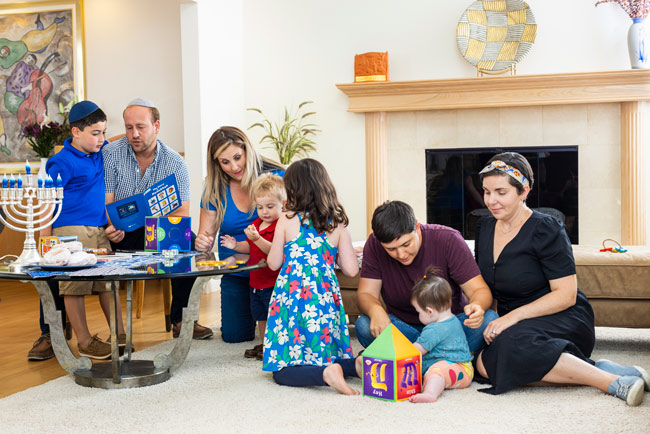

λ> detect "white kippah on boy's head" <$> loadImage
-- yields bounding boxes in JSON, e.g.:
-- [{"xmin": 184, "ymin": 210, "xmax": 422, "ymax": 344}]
[{"xmin": 126, "ymin": 97, "xmax": 157, "ymax": 109}]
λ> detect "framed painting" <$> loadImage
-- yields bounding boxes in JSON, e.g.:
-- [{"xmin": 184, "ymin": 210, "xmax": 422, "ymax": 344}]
[{"xmin": 0, "ymin": 0, "xmax": 85, "ymax": 165}]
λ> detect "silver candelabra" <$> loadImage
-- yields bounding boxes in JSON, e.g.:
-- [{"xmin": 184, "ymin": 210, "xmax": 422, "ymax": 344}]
[{"xmin": 0, "ymin": 160, "xmax": 64, "ymax": 272}]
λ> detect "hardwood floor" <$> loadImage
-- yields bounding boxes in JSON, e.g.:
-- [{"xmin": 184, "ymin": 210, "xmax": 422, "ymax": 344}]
[{"xmin": 0, "ymin": 279, "xmax": 220, "ymax": 399}]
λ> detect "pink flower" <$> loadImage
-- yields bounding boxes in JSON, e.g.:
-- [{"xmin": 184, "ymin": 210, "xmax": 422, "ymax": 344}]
[
  {"xmin": 596, "ymin": 0, "xmax": 650, "ymax": 19},
  {"xmin": 332, "ymin": 291, "xmax": 340, "ymax": 307},
  {"xmin": 268, "ymin": 300, "xmax": 280, "ymax": 317},
  {"xmin": 292, "ymin": 328, "xmax": 301, "ymax": 344},
  {"xmin": 322, "ymin": 251, "xmax": 334, "ymax": 265},
  {"xmin": 299, "ymin": 285, "xmax": 312, "ymax": 300},
  {"xmin": 289, "ymin": 280, "xmax": 300, "ymax": 294},
  {"xmin": 321, "ymin": 327, "xmax": 331, "ymax": 343}
]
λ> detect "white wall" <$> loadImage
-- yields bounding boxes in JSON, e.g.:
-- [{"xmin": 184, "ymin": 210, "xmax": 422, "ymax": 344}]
[
  {"xmin": 237, "ymin": 0, "xmax": 644, "ymax": 242},
  {"xmin": 84, "ymin": 0, "xmax": 186, "ymax": 148}
]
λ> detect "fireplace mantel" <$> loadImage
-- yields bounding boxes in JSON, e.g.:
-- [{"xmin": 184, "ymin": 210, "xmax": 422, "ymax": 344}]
[
  {"xmin": 337, "ymin": 70, "xmax": 650, "ymax": 112},
  {"xmin": 337, "ymin": 70, "xmax": 648, "ymax": 244}
]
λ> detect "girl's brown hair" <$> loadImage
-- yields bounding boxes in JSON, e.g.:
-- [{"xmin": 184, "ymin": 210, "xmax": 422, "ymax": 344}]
[
  {"xmin": 411, "ymin": 265, "xmax": 452, "ymax": 312},
  {"xmin": 202, "ymin": 126, "xmax": 283, "ymax": 227},
  {"xmin": 283, "ymin": 158, "xmax": 348, "ymax": 234}
]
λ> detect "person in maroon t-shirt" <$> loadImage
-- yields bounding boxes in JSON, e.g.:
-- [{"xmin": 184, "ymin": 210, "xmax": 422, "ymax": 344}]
[
  {"xmin": 220, "ymin": 174, "xmax": 286, "ymax": 360},
  {"xmin": 356, "ymin": 201, "xmax": 498, "ymax": 353}
]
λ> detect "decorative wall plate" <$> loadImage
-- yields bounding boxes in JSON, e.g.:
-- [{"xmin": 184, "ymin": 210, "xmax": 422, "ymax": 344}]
[{"xmin": 456, "ymin": 0, "xmax": 537, "ymax": 72}]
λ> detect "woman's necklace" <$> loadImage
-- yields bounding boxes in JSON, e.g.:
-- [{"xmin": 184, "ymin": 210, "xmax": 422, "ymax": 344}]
[{"xmin": 498, "ymin": 209, "xmax": 530, "ymax": 234}]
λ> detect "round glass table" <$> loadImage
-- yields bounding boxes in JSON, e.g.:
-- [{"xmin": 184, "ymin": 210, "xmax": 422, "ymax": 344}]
[{"xmin": 0, "ymin": 252, "xmax": 264, "ymax": 389}]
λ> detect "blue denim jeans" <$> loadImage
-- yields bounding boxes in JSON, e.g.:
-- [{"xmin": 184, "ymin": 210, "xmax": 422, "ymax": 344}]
[
  {"xmin": 355, "ymin": 309, "xmax": 499, "ymax": 354},
  {"xmin": 220, "ymin": 275, "xmax": 256, "ymax": 343},
  {"xmin": 39, "ymin": 281, "xmax": 66, "ymax": 335},
  {"xmin": 272, "ymin": 358, "xmax": 359, "ymax": 387}
]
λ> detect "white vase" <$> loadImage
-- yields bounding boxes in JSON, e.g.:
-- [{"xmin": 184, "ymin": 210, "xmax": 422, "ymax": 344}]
[
  {"xmin": 628, "ymin": 17, "xmax": 649, "ymax": 69},
  {"xmin": 38, "ymin": 157, "xmax": 48, "ymax": 179}
]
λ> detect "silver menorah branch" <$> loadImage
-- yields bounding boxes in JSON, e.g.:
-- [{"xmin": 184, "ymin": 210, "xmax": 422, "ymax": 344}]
[{"xmin": 0, "ymin": 161, "xmax": 64, "ymax": 272}]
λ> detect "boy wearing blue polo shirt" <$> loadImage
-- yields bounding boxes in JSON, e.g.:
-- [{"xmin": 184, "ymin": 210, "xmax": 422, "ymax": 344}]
[{"xmin": 42, "ymin": 100, "xmax": 127, "ymax": 360}]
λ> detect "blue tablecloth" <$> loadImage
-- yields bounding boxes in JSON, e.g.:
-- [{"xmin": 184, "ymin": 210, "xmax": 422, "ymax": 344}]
[{"xmin": 25, "ymin": 253, "xmax": 195, "ymax": 278}]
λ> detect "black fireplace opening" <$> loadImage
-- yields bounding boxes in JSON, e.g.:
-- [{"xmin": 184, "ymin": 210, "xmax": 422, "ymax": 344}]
[{"xmin": 426, "ymin": 146, "xmax": 578, "ymax": 244}]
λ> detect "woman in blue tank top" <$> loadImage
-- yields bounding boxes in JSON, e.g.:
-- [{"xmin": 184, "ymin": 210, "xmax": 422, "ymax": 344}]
[{"xmin": 196, "ymin": 127, "xmax": 283, "ymax": 343}]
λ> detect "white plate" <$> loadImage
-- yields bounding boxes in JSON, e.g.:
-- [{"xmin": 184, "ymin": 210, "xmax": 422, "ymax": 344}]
[{"xmin": 35, "ymin": 264, "xmax": 99, "ymax": 271}]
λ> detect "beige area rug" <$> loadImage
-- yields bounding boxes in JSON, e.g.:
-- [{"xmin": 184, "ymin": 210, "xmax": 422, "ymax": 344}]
[{"xmin": 0, "ymin": 326, "xmax": 649, "ymax": 434}]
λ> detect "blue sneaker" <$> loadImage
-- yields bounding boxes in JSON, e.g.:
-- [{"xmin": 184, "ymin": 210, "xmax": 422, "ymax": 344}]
[
  {"xmin": 596, "ymin": 359, "xmax": 650, "ymax": 391},
  {"xmin": 607, "ymin": 376, "xmax": 644, "ymax": 406}
]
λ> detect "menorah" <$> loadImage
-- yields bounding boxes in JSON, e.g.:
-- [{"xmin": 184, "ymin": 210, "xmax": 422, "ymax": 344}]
[{"xmin": 0, "ymin": 160, "xmax": 64, "ymax": 272}]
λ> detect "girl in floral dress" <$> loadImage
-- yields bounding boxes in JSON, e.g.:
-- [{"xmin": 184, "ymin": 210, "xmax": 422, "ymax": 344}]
[{"xmin": 263, "ymin": 158, "xmax": 361, "ymax": 395}]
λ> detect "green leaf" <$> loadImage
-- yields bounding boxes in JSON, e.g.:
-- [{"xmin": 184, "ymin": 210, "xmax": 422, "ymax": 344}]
[
  {"xmin": 247, "ymin": 100, "xmax": 320, "ymax": 163},
  {"xmin": 298, "ymin": 101, "xmax": 313, "ymax": 109}
]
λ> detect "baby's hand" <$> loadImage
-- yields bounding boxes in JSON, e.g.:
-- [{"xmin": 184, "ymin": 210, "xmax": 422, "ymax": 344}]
[
  {"xmin": 219, "ymin": 234, "xmax": 237, "ymax": 249},
  {"xmin": 244, "ymin": 224, "xmax": 260, "ymax": 241}
]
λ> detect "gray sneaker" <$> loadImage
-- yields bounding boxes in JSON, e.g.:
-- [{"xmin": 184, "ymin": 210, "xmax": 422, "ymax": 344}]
[
  {"xmin": 78, "ymin": 335, "xmax": 111, "ymax": 360},
  {"xmin": 596, "ymin": 359, "xmax": 650, "ymax": 391},
  {"xmin": 607, "ymin": 376, "xmax": 644, "ymax": 406}
]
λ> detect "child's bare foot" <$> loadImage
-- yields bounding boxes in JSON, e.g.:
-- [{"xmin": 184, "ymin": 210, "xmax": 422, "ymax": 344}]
[
  {"xmin": 323, "ymin": 364, "xmax": 360, "ymax": 396},
  {"xmin": 408, "ymin": 392, "xmax": 439, "ymax": 403}
]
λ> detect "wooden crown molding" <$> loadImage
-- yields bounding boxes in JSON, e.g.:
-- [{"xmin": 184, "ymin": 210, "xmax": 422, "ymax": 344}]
[{"xmin": 337, "ymin": 69, "xmax": 650, "ymax": 112}]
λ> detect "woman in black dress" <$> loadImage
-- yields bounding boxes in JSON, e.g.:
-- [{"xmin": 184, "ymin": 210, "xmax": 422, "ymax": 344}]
[{"xmin": 474, "ymin": 152, "xmax": 648, "ymax": 406}]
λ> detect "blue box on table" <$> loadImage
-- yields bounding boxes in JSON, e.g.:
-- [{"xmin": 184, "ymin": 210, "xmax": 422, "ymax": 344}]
[{"xmin": 144, "ymin": 216, "xmax": 191, "ymax": 252}]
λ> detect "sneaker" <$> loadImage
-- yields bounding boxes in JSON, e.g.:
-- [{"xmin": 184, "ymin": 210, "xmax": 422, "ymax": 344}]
[
  {"xmin": 607, "ymin": 376, "xmax": 644, "ymax": 406},
  {"xmin": 78, "ymin": 335, "xmax": 112, "ymax": 360},
  {"xmin": 596, "ymin": 359, "xmax": 650, "ymax": 391},
  {"xmin": 28, "ymin": 334, "xmax": 54, "ymax": 361},
  {"xmin": 244, "ymin": 344, "xmax": 263, "ymax": 359},
  {"xmin": 172, "ymin": 321, "xmax": 214, "ymax": 340}
]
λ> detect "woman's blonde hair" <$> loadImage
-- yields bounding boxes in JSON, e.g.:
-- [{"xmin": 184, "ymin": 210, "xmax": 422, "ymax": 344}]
[{"xmin": 202, "ymin": 126, "xmax": 283, "ymax": 227}]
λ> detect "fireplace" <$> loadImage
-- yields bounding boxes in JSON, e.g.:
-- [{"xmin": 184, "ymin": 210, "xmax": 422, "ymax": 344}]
[
  {"xmin": 425, "ymin": 147, "xmax": 578, "ymax": 243},
  {"xmin": 337, "ymin": 70, "xmax": 649, "ymax": 245}
]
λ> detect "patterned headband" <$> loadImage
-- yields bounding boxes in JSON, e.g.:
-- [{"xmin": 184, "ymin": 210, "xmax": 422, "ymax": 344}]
[{"xmin": 479, "ymin": 160, "xmax": 530, "ymax": 187}]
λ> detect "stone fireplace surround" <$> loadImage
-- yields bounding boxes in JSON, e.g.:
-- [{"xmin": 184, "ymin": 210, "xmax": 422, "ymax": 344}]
[{"xmin": 337, "ymin": 70, "xmax": 650, "ymax": 246}]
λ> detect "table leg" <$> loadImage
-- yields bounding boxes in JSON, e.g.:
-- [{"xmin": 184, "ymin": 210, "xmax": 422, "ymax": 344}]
[
  {"xmin": 30, "ymin": 281, "xmax": 92, "ymax": 373},
  {"xmin": 73, "ymin": 279, "xmax": 171, "ymax": 389},
  {"xmin": 154, "ymin": 276, "xmax": 209, "ymax": 373},
  {"xmin": 125, "ymin": 280, "xmax": 133, "ymax": 361},
  {"xmin": 109, "ymin": 281, "xmax": 120, "ymax": 384}
]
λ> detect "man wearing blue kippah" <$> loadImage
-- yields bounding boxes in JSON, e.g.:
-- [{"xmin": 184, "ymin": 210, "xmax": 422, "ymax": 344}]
[{"xmin": 103, "ymin": 98, "xmax": 212, "ymax": 339}]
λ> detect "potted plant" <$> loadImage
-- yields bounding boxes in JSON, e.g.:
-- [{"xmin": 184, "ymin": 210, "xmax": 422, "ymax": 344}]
[
  {"xmin": 22, "ymin": 101, "xmax": 73, "ymax": 176},
  {"xmin": 248, "ymin": 101, "xmax": 320, "ymax": 164}
]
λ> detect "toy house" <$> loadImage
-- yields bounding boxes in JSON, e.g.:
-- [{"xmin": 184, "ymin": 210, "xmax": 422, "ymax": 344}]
[{"xmin": 361, "ymin": 324, "xmax": 421, "ymax": 401}]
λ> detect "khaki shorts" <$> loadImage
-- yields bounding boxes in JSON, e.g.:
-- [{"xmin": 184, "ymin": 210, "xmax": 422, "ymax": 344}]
[{"xmin": 52, "ymin": 225, "xmax": 110, "ymax": 296}]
